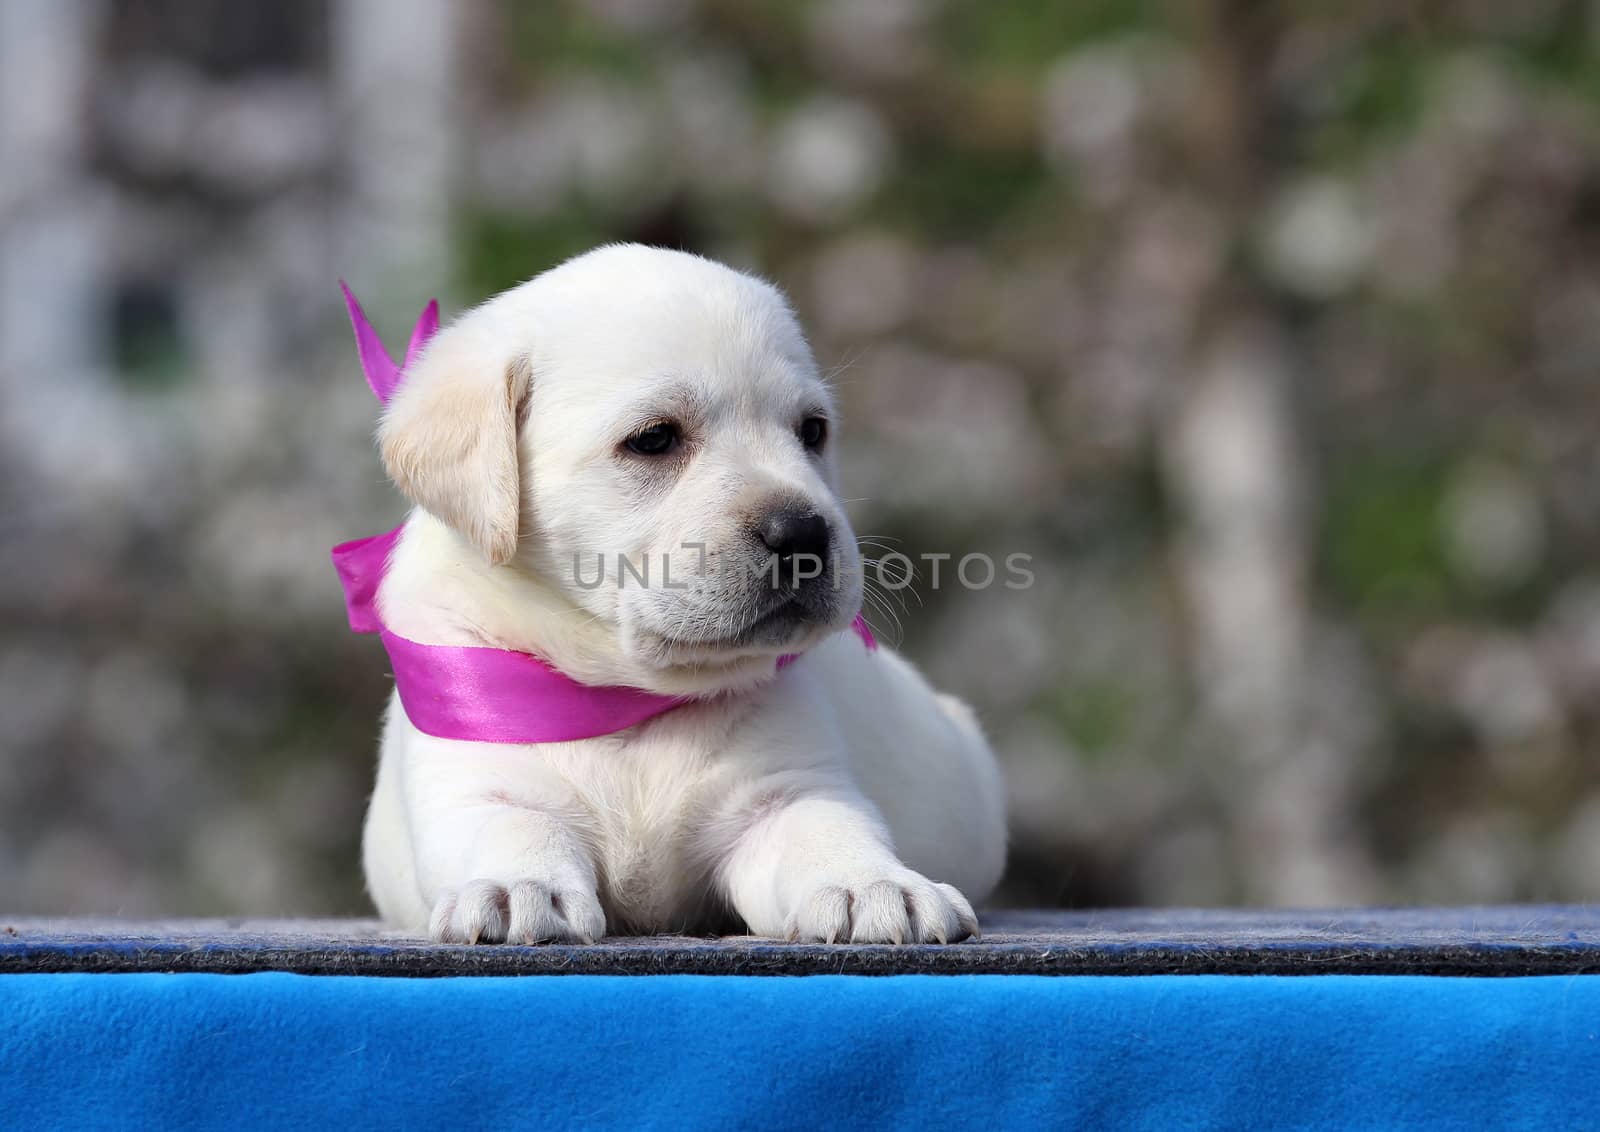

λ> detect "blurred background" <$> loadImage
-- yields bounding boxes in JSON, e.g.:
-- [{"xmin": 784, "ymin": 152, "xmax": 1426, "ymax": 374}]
[{"xmin": 4, "ymin": 0, "xmax": 1600, "ymax": 917}]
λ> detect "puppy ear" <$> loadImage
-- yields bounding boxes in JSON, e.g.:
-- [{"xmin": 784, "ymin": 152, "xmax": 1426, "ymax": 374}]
[{"xmin": 378, "ymin": 325, "xmax": 531, "ymax": 566}]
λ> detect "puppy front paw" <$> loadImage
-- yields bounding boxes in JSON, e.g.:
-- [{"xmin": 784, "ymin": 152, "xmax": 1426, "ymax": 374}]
[
  {"xmin": 428, "ymin": 878, "xmax": 606, "ymax": 944},
  {"xmin": 786, "ymin": 875, "xmax": 979, "ymax": 944}
]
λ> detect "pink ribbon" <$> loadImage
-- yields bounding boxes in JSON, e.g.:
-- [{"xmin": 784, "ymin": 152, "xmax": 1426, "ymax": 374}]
[
  {"xmin": 332, "ymin": 284, "xmax": 874, "ymax": 744},
  {"xmin": 339, "ymin": 282, "xmax": 437, "ymax": 404}
]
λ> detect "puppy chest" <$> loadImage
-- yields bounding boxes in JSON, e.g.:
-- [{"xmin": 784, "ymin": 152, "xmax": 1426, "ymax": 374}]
[
  {"xmin": 595, "ymin": 830, "xmax": 704, "ymax": 932},
  {"xmin": 577, "ymin": 775, "xmax": 723, "ymax": 933}
]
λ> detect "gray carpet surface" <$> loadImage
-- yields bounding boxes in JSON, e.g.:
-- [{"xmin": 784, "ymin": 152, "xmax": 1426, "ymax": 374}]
[{"xmin": 5, "ymin": 906, "xmax": 1600, "ymax": 976}]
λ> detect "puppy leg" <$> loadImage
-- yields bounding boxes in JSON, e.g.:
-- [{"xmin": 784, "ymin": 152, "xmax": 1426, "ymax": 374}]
[
  {"xmin": 417, "ymin": 801, "xmax": 606, "ymax": 945},
  {"xmin": 716, "ymin": 786, "xmax": 979, "ymax": 944}
]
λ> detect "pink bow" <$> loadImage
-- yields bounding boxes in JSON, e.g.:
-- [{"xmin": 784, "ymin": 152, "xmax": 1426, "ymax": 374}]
[{"xmin": 338, "ymin": 281, "xmax": 439, "ymax": 405}]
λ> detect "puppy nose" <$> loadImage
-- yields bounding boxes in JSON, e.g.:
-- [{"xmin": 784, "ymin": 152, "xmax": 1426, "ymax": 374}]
[{"xmin": 758, "ymin": 509, "xmax": 831, "ymax": 562}]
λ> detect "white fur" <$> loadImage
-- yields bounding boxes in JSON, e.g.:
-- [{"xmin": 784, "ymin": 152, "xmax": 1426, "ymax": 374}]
[{"xmin": 361, "ymin": 245, "xmax": 1006, "ymax": 943}]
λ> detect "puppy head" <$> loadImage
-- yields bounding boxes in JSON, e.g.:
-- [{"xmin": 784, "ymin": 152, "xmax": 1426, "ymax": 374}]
[{"xmin": 380, "ymin": 244, "xmax": 863, "ymax": 678}]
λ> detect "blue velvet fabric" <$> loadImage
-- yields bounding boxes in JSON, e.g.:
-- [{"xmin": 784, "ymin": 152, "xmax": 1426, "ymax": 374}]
[{"xmin": 3, "ymin": 972, "xmax": 1596, "ymax": 1130}]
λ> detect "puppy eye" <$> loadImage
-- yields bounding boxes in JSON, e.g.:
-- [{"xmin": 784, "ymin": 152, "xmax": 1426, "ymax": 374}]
[
  {"xmin": 798, "ymin": 416, "xmax": 828, "ymax": 451},
  {"xmin": 625, "ymin": 421, "xmax": 681, "ymax": 456}
]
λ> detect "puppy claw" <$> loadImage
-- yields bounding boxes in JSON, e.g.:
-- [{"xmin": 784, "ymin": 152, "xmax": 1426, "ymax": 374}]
[
  {"xmin": 430, "ymin": 878, "xmax": 604, "ymax": 945},
  {"xmin": 937, "ymin": 882, "xmax": 981, "ymax": 941},
  {"xmin": 786, "ymin": 875, "xmax": 977, "ymax": 945}
]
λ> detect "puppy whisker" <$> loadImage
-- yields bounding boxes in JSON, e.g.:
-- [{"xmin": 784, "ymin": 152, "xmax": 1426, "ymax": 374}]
[
  {"xmin": 822, "ymin": 349, "xmax": 866, "ymax": 384},
  {"xmin": 859, "ymin": 585, "xmax": 905, "ymax": 649}
]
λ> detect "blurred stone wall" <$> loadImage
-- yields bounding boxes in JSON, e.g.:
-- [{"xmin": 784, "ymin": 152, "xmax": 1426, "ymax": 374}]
[{"xmin": 3, "ymin": 0, "xmax": 1600, "ymax": 915}]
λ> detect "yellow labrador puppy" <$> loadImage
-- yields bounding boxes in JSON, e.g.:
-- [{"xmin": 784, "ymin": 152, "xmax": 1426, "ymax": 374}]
[{"xmin": 359, "ymin": 244, "xmax": 1006, "ymax": 944}]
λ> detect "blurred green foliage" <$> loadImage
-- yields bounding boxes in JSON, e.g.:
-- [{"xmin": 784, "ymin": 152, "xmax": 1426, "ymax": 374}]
[{"xmin": 13, "ymin": 0, "xmax": 1600, "ymax": 918}]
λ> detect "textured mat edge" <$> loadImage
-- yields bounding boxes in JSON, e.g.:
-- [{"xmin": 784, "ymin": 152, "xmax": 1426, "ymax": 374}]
[{"xmin": 6, "ymin": 907, "xmax": 1600, "ymax": 977}]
